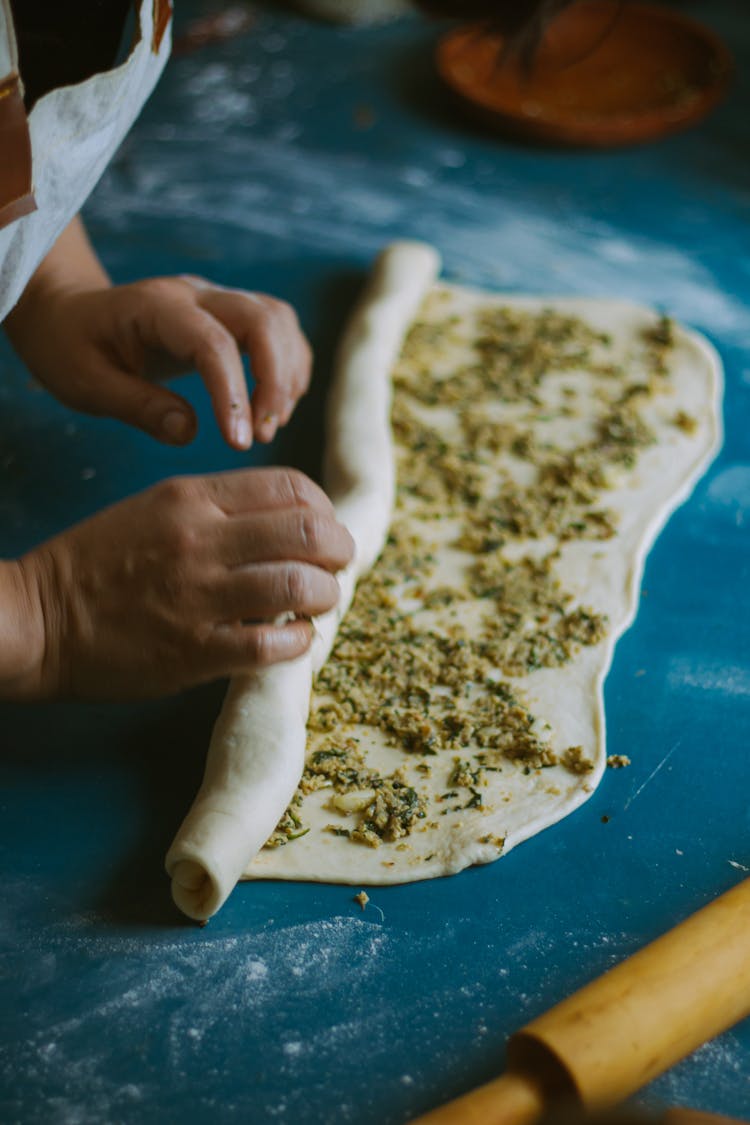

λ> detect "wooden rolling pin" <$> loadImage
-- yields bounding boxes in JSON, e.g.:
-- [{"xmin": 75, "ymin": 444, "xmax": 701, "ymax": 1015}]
[{"xmin": 411, "ymin": 878, "xmax": 750, "ymax": 1124}]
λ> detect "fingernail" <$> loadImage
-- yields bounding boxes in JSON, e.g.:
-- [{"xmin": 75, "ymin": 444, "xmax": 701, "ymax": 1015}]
[
  {"xmin": 233, "ymin": 417, "xmax": 252, "ymax": 448},
  {"xmin": 258, "ymin": 413, "xmax": 278, "ymax": 443},
  {"xmin": 161, "ymin": 410, "xmax": 191, "ymax": 443}
]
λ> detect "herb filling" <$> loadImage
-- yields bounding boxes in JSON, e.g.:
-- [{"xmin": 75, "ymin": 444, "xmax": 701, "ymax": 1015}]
[{"xmin": 268, "ymin": 299, "xmax": 678, "ymax": 850}]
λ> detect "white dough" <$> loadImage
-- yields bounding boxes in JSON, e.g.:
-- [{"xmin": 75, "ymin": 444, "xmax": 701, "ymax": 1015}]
[{"xmin": 166, "ymin": 243, "xmax": 722, "ymax": 917}]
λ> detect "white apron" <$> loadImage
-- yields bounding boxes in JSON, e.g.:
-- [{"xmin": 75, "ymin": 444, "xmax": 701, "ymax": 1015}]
[{"xmin": 0, "ymin": 0, "xmax": 172, "ymax": 323}]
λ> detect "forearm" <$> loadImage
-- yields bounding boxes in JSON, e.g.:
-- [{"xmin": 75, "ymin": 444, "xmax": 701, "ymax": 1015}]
[
  {"xmin": 0, "ymin": 217, "xmax": 108, "ymax": 699},
  {"xmin": 4, "ymin": 215, "xmax": 110, "ymax": 345},
  {"xmin": 0, "ymin": 557, "xmax": 45, "ymax": 700}
]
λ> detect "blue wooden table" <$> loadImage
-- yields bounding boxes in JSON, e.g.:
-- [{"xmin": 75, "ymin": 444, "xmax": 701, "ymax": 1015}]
[{"xmin": 1, "ymin": 3, "xmax": 749, "ymax": 1121}]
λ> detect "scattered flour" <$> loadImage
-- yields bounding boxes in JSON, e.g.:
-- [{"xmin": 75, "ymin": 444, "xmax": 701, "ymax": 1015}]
[
  {"xmin": 88, "ymin": 134, "xmax": 749, "ymax": 350},
  {"xmin": 1, "ymin": 905, "xmax": 392, "ymax": 1124},
  {"xmin": 2, "ymin": 870, "xmax": 748, "ymax": 1122},
  {"xmin": 667, "ymin": 658, "xmax": 750, "ymax": 698},
  {"xmin": 636, "ymin": 1033, "xmax": 750, "ymax": 1110}
]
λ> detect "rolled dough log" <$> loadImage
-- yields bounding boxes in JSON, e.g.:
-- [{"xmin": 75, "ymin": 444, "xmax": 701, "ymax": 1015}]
[{"xmin": 165, "ymin": 241, "xmax": 441, "ymax": 920}]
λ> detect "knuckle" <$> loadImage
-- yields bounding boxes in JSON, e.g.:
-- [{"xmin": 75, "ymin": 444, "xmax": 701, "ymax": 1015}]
[
  {"xmin": 152, "ymin": 477, "xmax": 205, "ymax": 553},
  {"xmin": 283, "ymin": 563, "xmax": 309, "ymax": 609},
  {"xmin": 297, "ymin": 510, "xmax": 324, "ymax": 555},
  {"xmin": 199, "ymin": 320, "xmax": 234, "ymax": 360},
  {"xmin": 318, "ymin": 571, "xmax": 340, "ymax": 611},
  {"xmin": 139, "ymin": 277, "xmax": 180, "ymax": 305},
  {"xmin": 245, "ymin": 626, "xmax": 273, "ymax": 666},
  {"xmin": 261, "ymin": 294, "xmax": 293, "ymax": 321},
  {"xmin": 282, "ymin": 467, "xmax": 323, "ymax": 510},
  {"xmin": 171, "ymin": 522, "xmax": 200, "ymax": 559},
  {"xmin": 278, "ymin": 300, "xmax": 299, "ymax": 330},
  {"xmin": 156, "ymin": 475, "xmax": 194, "ymax": 506}
]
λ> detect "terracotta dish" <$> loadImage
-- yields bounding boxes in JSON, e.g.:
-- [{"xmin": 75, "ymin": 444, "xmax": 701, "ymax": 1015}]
[{"xmin": 436, "ymin": 1, "xmax": 733, "ymax": 147}]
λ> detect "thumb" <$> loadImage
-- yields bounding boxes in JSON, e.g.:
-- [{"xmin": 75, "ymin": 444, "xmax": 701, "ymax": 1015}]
[{"xmin": 82, "ymin": 361, "xmax": 197, "ymax": 445}]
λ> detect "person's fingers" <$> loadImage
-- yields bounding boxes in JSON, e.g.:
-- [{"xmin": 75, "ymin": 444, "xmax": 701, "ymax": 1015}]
[
  {"xmin": 218, "ymin": 508, "xmax": 355, "ymax": 571},
  {"xmin": 199, "ymin": 466, "xmax": 335, "ymax": 518},
  {"xmin": 70, "ymin": 357, "xmax": 198, "ymax": 444},
  {"xmin": 134, "ymin": 283, "xmax": 253, "ymax": 450},
  {"xmin": 208, "ymin": 618, "xmax": 314, "ymax": 674},
  {"xmin": 215, "ymin": 561, "xmax": 340, "ymax": 621},
  {"xmin": 197, "ymin": 288, "xmax": 313, "ymax": 443}
]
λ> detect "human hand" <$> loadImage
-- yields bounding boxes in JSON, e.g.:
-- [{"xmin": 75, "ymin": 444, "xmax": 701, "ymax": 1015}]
[
  {"xmin": 4, "ymin": 468, "xmax": 353, "ymax": 701},
  {"xmin": 7, "ymin": 274, "xmax": 311, "ymax": 449}
]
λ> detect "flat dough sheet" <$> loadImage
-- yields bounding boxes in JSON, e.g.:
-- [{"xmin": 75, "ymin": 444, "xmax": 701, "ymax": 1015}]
[{"xmin": 166, "ymin": 242, "xmax": 722, "ymax": 917}]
